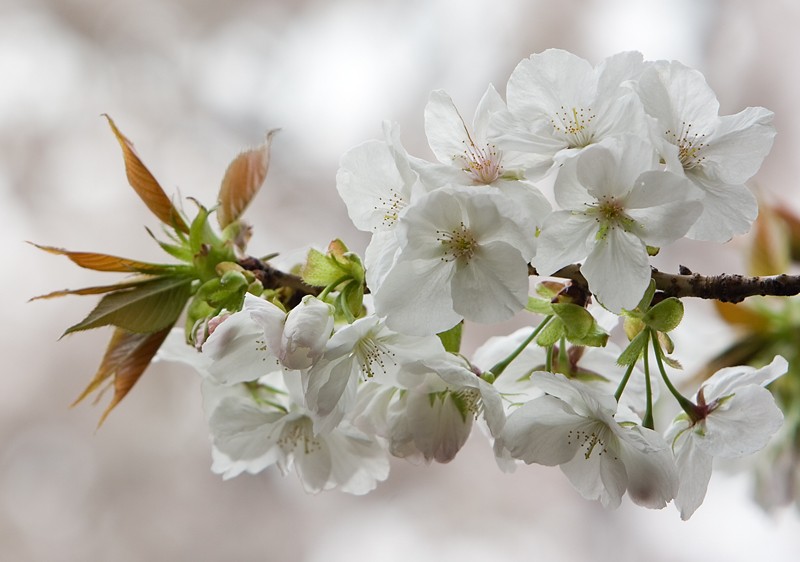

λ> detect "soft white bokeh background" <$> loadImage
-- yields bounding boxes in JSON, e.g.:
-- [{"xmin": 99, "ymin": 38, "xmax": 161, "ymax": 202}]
[{"xmin": 4, "ymin": 0, "xmax": 800, "ymax": 560}]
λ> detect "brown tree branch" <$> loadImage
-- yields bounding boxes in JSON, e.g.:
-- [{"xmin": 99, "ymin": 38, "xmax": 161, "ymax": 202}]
[
  {"xmin": 530, "ymin": 264, "xmax": 800, "ymax": 303},
  {"xmin": 248, "ymin": 256, "xmax": 800, "ymax": 306}
]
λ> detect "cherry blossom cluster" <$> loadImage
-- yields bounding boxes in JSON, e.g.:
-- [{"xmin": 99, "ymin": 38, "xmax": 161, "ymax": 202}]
[{"xmin": 159, "ymin": 49, "xmax": 786, "ymax": 518}]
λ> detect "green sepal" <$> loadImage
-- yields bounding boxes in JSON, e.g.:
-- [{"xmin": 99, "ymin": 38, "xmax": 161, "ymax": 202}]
[
  {"xmin": 536, "ymin": 317, "xmax": 565, "ymax": 347},
  {"xmin": 63, "ymin": 275, "xmax": 193, "ymax": 336},
  {"xmin": 643, "ymin": 297, "xmax": 684, "ymax": 333},
  {"xmin": 634, "ymin": 279, "xmax": 657, "ymax": 313},
  {"xmin": 570, "ymin": 322, "xmax": 609, "ymax": 348},
  {"xmin": 617, "ymin": 329, "xmax": 649, "ymax": 366},
  {"xmin": 657, "ymin": 331, "xmax": 676, "ymax": 356},
  {"xmin": 301, "ymin": 240, "xmax": 365, "ymax": 288},
  {"xmin": 302, "ymin": 247, "xmax": 343, "ymax": 287},
  {"xmin": 189, "ymin": 204, "xmax": 236, "ymax": 282},
  {"xmin": 623, "ymin": 316, "xmax": 645, "ymax": 341},
  {"xmin": 437, "ymin": 322, "xmax": 463, "ymax": 353},
  {"xmin": 526, "ymin": 296, "xmax": 554, "ymax": 315},
  {"xmin": 552, "ymin": 303, "xmax": 593, "ymax": 339},
  {"xmin": 646, "ymin": 245, "xmax": 660, "ymax": 257},
  {"xmin": 535, "ymin": 282, "xmax": 561, "ymax": 300}
]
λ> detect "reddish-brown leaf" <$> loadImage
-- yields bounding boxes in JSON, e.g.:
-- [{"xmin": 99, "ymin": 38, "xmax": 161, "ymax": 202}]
[
  {"xmin": 29, "ymin": 242, "xmax": 171, "ymax": 273},
  {"xmin": 104, "ymin": 115, "xmax": 189, "ymax": 233},
  {"xmin": 72, "ymin": 326, "xmax": 173, "ymax": 427},
  {"xmin": 29, "ymin": 277, "xmax": 153, "ymax": 301},
  {"xmin": 217, "ymin": 130, "xmax": 278, "ymax": 229}
]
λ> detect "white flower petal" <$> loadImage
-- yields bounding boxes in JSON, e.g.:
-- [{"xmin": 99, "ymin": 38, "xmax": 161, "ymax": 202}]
[
  {"xmin": 424, "ymin": 89, "xmax": 472, "ymax": 165},
  {"xmin": 685, "ymin": 179, "xmax": 757, "ymax": 242},
  {"xmin": 498, "ymin": 395, "xmax": 583, "ymax": 466},
  {"xmin": 203, "ymin": 310, "xmax": 278, "ymax": 384},
  {"xmin": 701, "ymin": 385, "xmax": 784, "ymax": 458},
  {"xmin": 582, "ymin": 227, "xmax": 650, "ymax": 312},
  {"xmin": 451, "ymin": 241, "xmax": 529, "ymax": 324},
  {"xmin": 534, "ymin": 211, "xmax": 597, "ymax": 276}
]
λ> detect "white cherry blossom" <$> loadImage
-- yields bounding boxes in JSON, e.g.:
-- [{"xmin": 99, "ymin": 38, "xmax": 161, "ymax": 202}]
[
  {"xmin": 534, "ymin": 137, "xmax": 701, "ymax": 312},
  {"xmin": 496, "ymin": 372, "xmax": 677, "ymax": 509},
  {"xmin": 635, "ymin": 60, "xmax": 776, "ymax": 242},
  {"xmin": 303, "ymin": 314, "xmax": 446, "ymax": 431},
  {"xmin": 204, "ymin": 373, "xmax": 390, "ymax": 495},
  {"xmin": 490, "ymin": 49, "xmax": 649, "ymax": 178},
  {"xmin": 373, "ymin": 186, "xmax": 537, "ymax": 335},
  {"xmin": 665, "ymin": 356, "xmax": 788, "ymax": 519},
  {"xmin": 417, "ymin": 86, "xmax": 552, "ymax": 222}
]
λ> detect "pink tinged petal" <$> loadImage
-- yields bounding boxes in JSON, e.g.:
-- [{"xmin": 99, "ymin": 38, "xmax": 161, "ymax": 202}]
[
  {"xmin": 614, "ymin": 426, "xmax": 677, "ymax": 509},
  {"xmin": 701, "ymin": 385, "xmax": 784, "ymax": 458},
  {"xmin": 685, "ymin": 179, "xmax": 757, "ymax": 242},
  {"xmin": 375, "ymin": 257, "xmax": 461, "ymax": 336},
  {"xmin": 534, "ymin": 212, "xmax": 597, "ymax": 276},
  {"xmin": 582, "ymin": 227, "xmax": 650, "ymax": 313},
  {"xmin": 498, "ymin": 395, "xmax": 584, "ymax": 466},
  {"xmin": 670, "ymin": 429, "xmax": 713, "ymax": 520},
  {"xmin": 424, "ymin": 89, "xmax": 473, "ymax": 165},
  {"xmin": 703, "ymin": 356, "xmax": 788, "ymax": 400},
  {"xmin": 703, "ymin": 106, "xmax": 775, "ymax": 184},
  {"xmin": 203, "ymin": 310, "xmax": 278, "ymax": 384},
  {"xmin": 559, "ymin": 426, "xmax": 627, "ymax": 509},
  {"xmin": 451, "ymin": 241, "xmax": 529, "ymax": 324}
]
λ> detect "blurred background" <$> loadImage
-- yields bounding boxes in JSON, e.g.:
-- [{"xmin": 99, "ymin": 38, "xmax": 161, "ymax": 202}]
[{"xmin": 3, "ymin": 0, "xmax": 800, "ymax": 560}]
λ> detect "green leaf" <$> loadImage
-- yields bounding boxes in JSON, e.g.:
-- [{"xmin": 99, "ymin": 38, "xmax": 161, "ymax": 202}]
[
  {"xmin": 63, "ymin": 276, "xmax": 193, "ymax": 336},
  {"xmin": 437, "ymin": 322, "xmax": 463, "ymax": 353}
]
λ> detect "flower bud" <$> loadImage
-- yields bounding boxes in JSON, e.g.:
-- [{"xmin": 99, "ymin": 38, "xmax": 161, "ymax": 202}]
[{"xmin": 280, "ymin": 295, "xmax": 334, "ymax": 370}]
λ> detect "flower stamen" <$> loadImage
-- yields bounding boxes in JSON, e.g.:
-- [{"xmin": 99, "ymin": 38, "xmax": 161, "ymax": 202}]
[{"xmin": 437, "ymin": 221, "xmax": 478, "ymax": 263}]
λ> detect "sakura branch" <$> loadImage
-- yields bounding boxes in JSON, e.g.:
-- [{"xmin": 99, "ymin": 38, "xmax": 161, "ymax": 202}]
[{"xmin": 34, "ymin": 49, "xmax": 799, "ymax": 518}]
